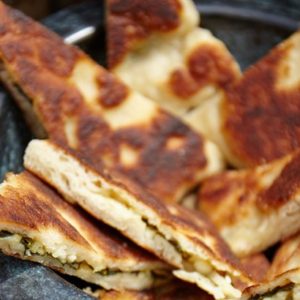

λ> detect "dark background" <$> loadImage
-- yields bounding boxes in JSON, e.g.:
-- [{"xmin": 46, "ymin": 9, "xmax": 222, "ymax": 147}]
[{"xmin": 3, "ymin": 0, "xmax": 86, "ymax": 19}]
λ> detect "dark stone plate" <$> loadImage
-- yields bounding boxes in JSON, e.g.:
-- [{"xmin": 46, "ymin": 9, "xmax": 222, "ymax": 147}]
[{"xmin": 0, "ymin": 0, "xmax": 299, "ymax": 298}]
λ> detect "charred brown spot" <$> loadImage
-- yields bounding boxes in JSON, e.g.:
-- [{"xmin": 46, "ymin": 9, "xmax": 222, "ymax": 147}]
[
  {"xmin": 107, "ymin": 15, "xmax": 144, "ymax": 70},
  {"xmin": 109, "ymin": 0, "xmax": 181, "ymax": 25},
  {"xmin": 75, "ymin": 112, "xmax": 118, "ymax": 171},
  {"xmin": 0, "ymin": 24, "xmax": 7, "ymax": 37},
  {"xmin": 223, "ymin": 41, "xmax": 300, "ymax": 166},
  {"xmin": 0, "ymin": 40, "xmax": 33, "ymax": 62},
  {"xmin": 257, "ymin": 151, "xmax": 300, "ymax": 210},
  {"xmin": 169, "ymin": 44, "xmax": 240, "ymax": 99},
  {"xmin": 97, "ymin": 72, "xmax": 128, "ymax": 108},
  {"xmin": 189, "ymin": 45, "xmax": 239, "ymax": 88},
  {"xmin": 169, "ymin": 70, "xmax": 200, "ymax": 98},
  {"xmin": 77, "ymin": 113, "xmax": 111, "ymax": 145},
  {"xmin": 38, "ymin": 39, "xmax": 79, "ymax": 77},
  {"xmin": 107, "ymin": 0, "xmax": 182, "ymax": 68}
]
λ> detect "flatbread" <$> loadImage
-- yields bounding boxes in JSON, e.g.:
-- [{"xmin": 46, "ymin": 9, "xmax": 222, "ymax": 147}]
[
  {"xmin": 0, "ymin": 2, "xmax": 224, "ymax": 203},
  {"xmin": 199, "ymin": 150, "xmax": 300, "ymax": 257},
  {"xmin": 223, "ymin": 31, "xmax": 300, "ymax": 167},
  {"xmin": 107, "ymin": 0, "xmax": 199, "ymax": 70},
  {"xmin": 240, "ymin": 254, "xmax": 270, "ymax": 283},
  {"xmin": 0, "ymin": 171, "xmax": 168, "ymax": 291},
  {"xmin": 107, "ymin": 0, "xmax": 241, "ymax": 122},
  {"xmin": 25, "ymin": 139, "xmax": 253, "ymax": 300},
  {"xmin": 192, "ymin": 31, "xmax": 300, "ymax": 167}
]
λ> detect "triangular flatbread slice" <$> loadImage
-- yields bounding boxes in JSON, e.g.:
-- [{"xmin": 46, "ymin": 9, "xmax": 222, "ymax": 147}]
[
  {"xmin": 0, "ymin": 171, "xmax": 168, "ymax": 290},
  {"xmin": 199, "ymin": 150, "xmax": 300, "ymax": 257},
  {"xmin": 192, "ymin": 31, "xmax": 300, "ymax": 167},
  {"xmin": 25, "ymin": 139, "xmax": 253, "ymax": 300},
  {"xmin": 223, "ymin": 31, "xmax": 300, "ymax": 167}
]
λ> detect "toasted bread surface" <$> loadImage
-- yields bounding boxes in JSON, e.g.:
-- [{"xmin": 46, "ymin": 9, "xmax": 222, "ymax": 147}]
[
  {"xmin": 199, "ymin": 151, "xmax": 300, "ymax": 257},
  {"xmin": 25, "ymin": 139, "xmax": 253, "ymax": 299},
  {"xmin": 0, "ymin": 2, "xmax": 224, "ymax": 203},
  {"xmin": 224, "ymin": 31, "xmax": 300, "ymax": 166},
  {"xmin": 0, "ymin": 171, "xmax": 167, "ymax": 290}
]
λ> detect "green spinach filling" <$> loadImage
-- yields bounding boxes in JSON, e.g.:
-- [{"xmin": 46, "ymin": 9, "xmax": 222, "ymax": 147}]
[{"xmin": 0, "ymin": 231, "xmax": 147, "ymax": 277}]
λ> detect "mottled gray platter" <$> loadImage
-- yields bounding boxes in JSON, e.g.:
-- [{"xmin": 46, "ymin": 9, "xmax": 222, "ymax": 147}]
[{"xmin": 0, "ymin": 0, "xmax": 299, "ymax": 299}]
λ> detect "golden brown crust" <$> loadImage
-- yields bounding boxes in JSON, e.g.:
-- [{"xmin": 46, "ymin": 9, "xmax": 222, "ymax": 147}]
[
  {"xmin": 223, "ymin": 31, "xmax": 300, "ymax": 166},
  {"xmin": 198, "ymin": 151, "xmax": 300, "ymax": 257},
  {"xmin": 258, "ymin": 152, "xmax": 300, "ymax": 210},
  {"xmin": 169, "ymin": 44, "xmax": 240, "ymax": 99},
  {"xmin": 201, "ymin": 150, "xmax": 300, "ymax": 215},
  {"xmin": 198, "ymin": 169, "xmax": 257, "ymax": 227},
  {"xmin": 97, "ymin": 72, "xmax": 129, "ymax": 108},
  {"xmin": 0, "ymin": 2, "xmax": 210, "ymax": 203},
  {"xmin": 241, "ymin": 254, "xmax": 270, "ymax": 282},
  {"xmin": 0, "ymin": 171, "xmax": 87, "ymax": 247},
  {"xmin": 106, "ymin": 0, "xmax": 182, "ymax": 68},
  {"xmin": 73, "ymin": 111, "xmax": 207, "ymax": 203},
  {"xmin": 0, "ymin": 171, "xmax": 161, "ymax": 264},
  {"xmin": 0, "ymin": 5, "xmax": 79, "ymax": 76},
  {"xmin": 198, "ymin": 150, "xmax": 300, "ymax": 227}
]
